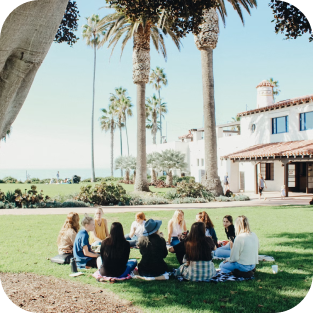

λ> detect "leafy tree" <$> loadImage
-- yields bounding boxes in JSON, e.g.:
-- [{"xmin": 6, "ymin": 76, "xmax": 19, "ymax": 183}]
[
  {"xmin": 269, "ymin": 0, "xmax": 313, "ymax": 42},
  {"xmin": 115, "ymin": 155, "xmax": 136, "ymax": 182},
  {"xmin": 82, "ymin": 15, "xmax": 106, "ymax": 182},
  {"xmin": 100, "ymin": 105, "xmax": 118, "ymax": 177},
  {"xmin": 147, "ymin": 152, "xmax": 161, "ymax": 183},
  {"xmin": 157, "ymin": 149, "xmax": 187, "ymax": 186},
  {"xmin": 145, "ymin": 95, "xmax": 167, "ymax": 144},
  {"xmin": 149, "ymin": 67, "xmax": 168, "ymax": 143},
  {"xmin": 267, "ymin": 77, "xmax": 281, "ymax": 101},
  {"xmin": 99, "ymin": 7, "xmax": 182, "ymax": 192}
]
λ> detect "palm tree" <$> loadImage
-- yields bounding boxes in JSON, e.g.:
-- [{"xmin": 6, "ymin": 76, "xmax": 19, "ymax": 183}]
[
  {"xmin": 115, "ymin": 155, "xmax": 136, "ymax": 182},
  {"xmin": 147, "ymin": 152, "xmax": 161, "ymax": 183},
  {"xmin": 194, "ymin": 2, "xmax": 257, "ymax": 195},
  {"xmin": 82, "ymin": 14, "xmax": 105, "ymax": 182},
  {"xmin": 145, "ymin": 94, "xmax": 167, "ymax": 144},
  {"xmin": 231, "ymin": 116, "xmax": 240, "ymax": 132},
  {"xmin": 149, "ymin": 67, "xmax": 168, "ymax": 143},
  {"xmin": 158, "ymin": 149, "xmax": 187, "ymax": 186},
  {"xmin": 267, "ymin": 78, "xmax": 281, "ymax": 102},
  {"xmin": 98, "ymin": 8, "xmax": 181, "ymax": 192},
  {"xmin": 100, "ymin": 105, "xmax": 118, "ymax": 177}
]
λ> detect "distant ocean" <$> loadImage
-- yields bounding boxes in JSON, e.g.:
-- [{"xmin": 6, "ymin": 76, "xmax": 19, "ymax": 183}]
[{"xmin": 0, "ymin": 169, "xmax": 121, "ymax": 181}]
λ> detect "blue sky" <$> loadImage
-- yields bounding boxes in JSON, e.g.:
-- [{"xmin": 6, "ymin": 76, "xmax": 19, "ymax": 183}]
[{"xmin": 0, "ymin": 0, "xmax": 312, "ymax": 170}]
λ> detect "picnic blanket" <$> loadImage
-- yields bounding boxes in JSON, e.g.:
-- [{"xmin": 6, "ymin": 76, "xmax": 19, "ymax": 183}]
[
  {"xmin": 213, "ymin": 255, "xmax": 275, "ymax": 262},
  {"xmin": 92, "ymin": 270, "xmax": 132, "ymax": 283},
  {"xmin": 131, "ymin": 271, "xmax": 171, "ymax": 281},
  {"xmin": 175, "ymin": 270, "xmax": 254, "ymax": 283}
]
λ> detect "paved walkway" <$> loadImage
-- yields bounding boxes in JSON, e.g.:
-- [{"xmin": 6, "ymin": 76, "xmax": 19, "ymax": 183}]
[{"xmin": 0, "ymin": 192, "xmax": 311, "ymax": 215}]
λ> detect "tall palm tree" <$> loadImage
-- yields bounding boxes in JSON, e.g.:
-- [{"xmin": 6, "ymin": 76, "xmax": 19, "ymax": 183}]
[
  {"xmin": 267, "ymin": 77, "xmax": 281, "ymax": 102},
  {"xmin": 145, "ymin": 94, "xmax": 167, "ymax": 144},
  {"xmin": 149, "ymin": 67, "xmax": 168, "ymax": 143},
  {"xmin": 100, "ymin": 105, "xmax": 118, "ymax": 177},
  {"xmin": 82, "ymin": 14, "xmax": 105, "ymax": 182},
  {"xmin": 194, "ymin": 1, "xmax": 257, "ymax": 195},
  {"xmin": 98, "ymin": 8, "xmax": 181, "ymax": 192}
]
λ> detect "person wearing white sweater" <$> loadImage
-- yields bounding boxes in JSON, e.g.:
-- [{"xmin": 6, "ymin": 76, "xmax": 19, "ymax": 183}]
[{"xmin": 219, "ymin": 215, "xmax": 259, "ymax": 273}]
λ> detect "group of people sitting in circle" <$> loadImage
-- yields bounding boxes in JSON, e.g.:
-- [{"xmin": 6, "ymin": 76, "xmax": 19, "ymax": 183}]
[{"xmin": 57, "ymin": 208, "xmax": 259, "ymax": 281}]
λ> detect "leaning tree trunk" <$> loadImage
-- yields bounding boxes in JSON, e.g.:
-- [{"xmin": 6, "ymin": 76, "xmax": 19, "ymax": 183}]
[
  {"xmin": 166, "ymin": 170, "xmax": 173, "ymax": 186},
  {"xmin": 151, "ymin": 169, "xmax": 157, "ymax": 184},
  {"xmin": 110, "ymin": 122, "xmax": 114, "ymax": 177},
  {"xmin": 119, "ymin": 125, "xmax": 123, "ymax": 177},
  {"xmin": 133, "ymin": 24, "xmax": 151, "ymax": 192},
  {"xmin": 194, "ymin": 9, "xmax": 223, "ymax": 196},
  {"xmin": 0, "ymin": 0, "xmax": 69, "ymax": 139}
]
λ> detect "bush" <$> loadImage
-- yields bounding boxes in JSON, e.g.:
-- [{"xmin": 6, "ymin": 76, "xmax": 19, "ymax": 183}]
[
  {"xmin": 0, "ymin": 201, "xmax": 16, "ymax": 209},
  {"xmin": 76, "ymin": 182, "xmax": 130, "ymax": 206},
  {"xmin": 163, "ymin": 189, "xmax": 178, "ymax": 200},
  {"xmin": 172, "ymin": 175, "xmax": 195, "ymax": 186},
  {"xmin": 215, "ymin": 194, "xmax": 250, "ymax": 202},
  {"xmin": 39, "ymin": 178, "xmax": 51, "ymax": 184},
  {"xmin": 2, "ymin": 176, "xmax": 18, "ymax": 183},
  {"xmin": 128, "ymin": 194, "xmax": 170, "ymax": 206},
  {"xmin": 175, "ymin": 181, "xmax": 214, "ymax": 199},
  {"xmin": 171, "ymin": 197, "xmax": 208, "ymax": 204},
  {"xmin": 0, "ymin": 179, "xmax": 5, "ymax": 183},
  {"xmin": 158, "ymin": 175, "xmax": 166, "ymax": 182},
  {"xmin": 13, "ymin": 185, "xmax": 50, "ymax": 208}
]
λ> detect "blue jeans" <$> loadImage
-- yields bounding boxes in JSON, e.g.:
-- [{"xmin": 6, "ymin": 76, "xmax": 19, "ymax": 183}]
[
  {"xmin": 125, "ymin": 234, "xmax": 138, "ymax": 247},
  {"xmin": 118, "ymin": 259, "xmax": 137, "ymax": 278},
  {"xmin": 171, "ymin": 237, "xmax": 180, "ymax": 246},
  {"xmin": 219, "ymin": 261, "xmax": 255, "ymax": 273},
  {"xmin": 214, "ymin": 243, "xmax": 231, "ymax": 258}
]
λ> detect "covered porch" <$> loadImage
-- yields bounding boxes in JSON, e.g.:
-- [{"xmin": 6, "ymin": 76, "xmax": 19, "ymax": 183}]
[{"xmin": 221, "ymin": 140, "xmax": 313, "ymax": 197}]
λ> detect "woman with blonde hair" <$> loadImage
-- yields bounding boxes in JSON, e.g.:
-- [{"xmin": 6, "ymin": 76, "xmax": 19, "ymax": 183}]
[
  {"xmin": 57, "ymin": 212, "xmax": 80, "ymax": 255},
  {"xmin": 168, "ymin": 210, "xmax": 187, "ymax": 246},
  {"xmin": 125, "ymin": 212, "xmax": 146, "ymax": 247},
  {"xmin": 73, "ymin": 214, "xmax": 100, "ymax": 269},
  {"xmin": 219, "ymin": 215, "xmax": 259, "ymax": 274},
  {"xmin": 196, "ymin": 211, "xmax": 218, "ymax": 246},
  {"xmin": 89, "ymin": 207, "xmax": 109, "ymax": 245}
]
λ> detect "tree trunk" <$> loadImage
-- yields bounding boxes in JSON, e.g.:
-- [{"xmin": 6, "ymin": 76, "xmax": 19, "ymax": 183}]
[
  {"xmin": 124, "ymin": 170, "xmax": 130, "ymax": 183},
  {"xmin": 166, "ymin": 170, "xmax": 173, "ymax": 186},
  {"xmin": 91, "ymin": 41, "xmax": 96, "ymax": 182},
  {"xmin": 120, "ymin": 125, "xmax": 123, "ymax": 177},
  {"xmin": 133, "ymin": 170, "xmax": 136, "ymax": 183},
  {"xmin": 125, "ymin": 119, "xmax": 129, "ymax": 155},
  {"xmin": 200, "ymin": 48, "xmax": 223, "ymax": 195},
  {"xmin": 158, "ymin": 89, "xmax": 162, "ymax": 144},
  {"xmin": 151, "ymin": 169, "xmax": 157, "ymax": 184},
  {"xmin": 152, "ymin": 111, "xmax": 157, "ymax": 144},
  {"xmin": 133, "ymin": 24, "xmax": 150, "ymax": 192},
  {"xmin": 110, "ymin": 122, "xmax": 114, "ymax": 177},
  {"xmin": 0, "ymin": 0, "xmax": 69, "ymax": 139}
]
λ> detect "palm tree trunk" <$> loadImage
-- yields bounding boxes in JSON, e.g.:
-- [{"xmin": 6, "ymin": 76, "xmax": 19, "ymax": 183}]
[
  {"xmin": 151, "ymin": 169, "xmax": 157, "ymax": 184},
  {"xmin": 152, "ymin": 113, "xmax": 157, "ymax": 144},
  {"xmin": 166, "ymin": 170, "xmax": 173, "ymax": 186},
  {"xmin": 200, "ymin": 48, "xmax": 223, "ymax": 195},
  {"xmin": 0, "ymin": 0, "xmax": 69, "ymax": 139},
  {"xmin": 120, "ymin": 125, "xmax": 123, "ymax": 177},
  {"xmin": 91, "ymin": 41, "xmax": 96, "ymax": 182},
  {"xmin": 133, "ymin": 23, "xmax": 150, "ymax": 192},
  {"xmin": 158, "ymin": 89, "xmax": 162, "ymax": 144},
  {"xmin": 125, "ymin": 170, "xmax": 130, "ymax": 183},
  {"xmin": 110, "ymin": 122, "xmax": 114, "ymax": 177},
  {"xmin": 125, "ymin": 119, "xmax": 130, "ymax": 156}
]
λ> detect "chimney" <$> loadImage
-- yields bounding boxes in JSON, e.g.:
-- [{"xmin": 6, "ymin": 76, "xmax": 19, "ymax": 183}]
[{"xmin": 256, "ymin": 80, "xmax": 274, "ymax": 109}]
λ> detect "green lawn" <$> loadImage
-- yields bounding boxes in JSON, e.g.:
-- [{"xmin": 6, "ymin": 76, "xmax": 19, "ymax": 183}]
[
  {"xmin": 0, "ymin": 206, "xmax": 312, "ymax": 313},
  {"xmin": 0, "ymin": 183, "xmax": 172, "ymax": 198}
]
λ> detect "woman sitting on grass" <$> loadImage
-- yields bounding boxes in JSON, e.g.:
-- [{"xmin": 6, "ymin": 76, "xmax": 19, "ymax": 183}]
[
  {"xmin": 219, "ymin": 215, "xmax": 259, "ymax": 275},
  {"xmin": 73, "ymin": 215, "xmax": 99, "ymax": 269},
  {"xmin": 89, "ymin": 207, "xmax": 109, "ymax": 245},
  {"xmin": 125, "ymin": 212, "xmax": 146, "ymax": 247},
  {"xmin": 214, "ymin": 215, "xmax": 235, "ymax": 258},
  {"xmin": 57, "ymin": 212, "xmax": 79, "ymax": 255},
  {"xmin": 168, "ymin": 210, "xmax": 187, "ymax": 246},
  {"xmin": 98, "ymin": 222, "xmax": 137, "ymax": 278},
  {"xmin": 173, "ymin": 222, "xmax": 216, "ymax": 281},
  {"xmin": 196, "ymin": 211, "xmax": 218, "ymax": 247},
  {"xmin": 137, "ymin": 219, "xmax": 168, "ymax": 277}
]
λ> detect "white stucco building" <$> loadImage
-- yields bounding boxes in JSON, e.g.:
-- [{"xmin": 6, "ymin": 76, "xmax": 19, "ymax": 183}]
[{"xmin": 147, "ymin": 80, "xmax": 313, "ymax": 196}]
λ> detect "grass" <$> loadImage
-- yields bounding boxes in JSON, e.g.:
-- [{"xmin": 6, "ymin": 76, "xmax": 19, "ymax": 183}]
[
  {"xmin": 0, "ymin": 206, "xmax": 312, "ymax": 313},
  {"xmin": 0, "ymin": 183, "xmax": 173, "ymax": 198}
]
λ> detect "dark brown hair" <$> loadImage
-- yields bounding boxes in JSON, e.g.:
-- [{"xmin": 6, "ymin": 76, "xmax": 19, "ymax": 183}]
[
  {"xmin": 185, "ymin": 222, "xmax": 212, "ymax": 261},
  {"xmin": 223, "ymin": 215, "xmax": 233, "ymax": 224},
  {"xmin": 198, "ymin": 211, "xmax": 214, "ymax": 228}
]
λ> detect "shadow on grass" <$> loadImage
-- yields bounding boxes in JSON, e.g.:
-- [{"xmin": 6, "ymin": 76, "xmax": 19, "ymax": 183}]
[{"xmin": 267, "ymin": 232, "xmax": 313, "ymax": 251}]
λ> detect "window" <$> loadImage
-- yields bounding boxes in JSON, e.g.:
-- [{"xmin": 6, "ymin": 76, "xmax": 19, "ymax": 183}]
[
  {"xmin": 260, "ymin": 163, "xmax": 274, "ymax": 180},
  {"xmin": 197, "ymin": 159, "xmax": 199, "ymax": 166},
  {"xmin": 272, "ymin": 116, "xmax": 288, "ymax": 134},
  {"xmin": 201, "ymin": 159, "xmax": 204, "ymax": 166},
  {"xmin": 251, "ymin": 124, "xmax": 256, "ymax": 133},
  {"xmin": 300, "ymin": 111, "xmax": 313, "ymax": 131}
]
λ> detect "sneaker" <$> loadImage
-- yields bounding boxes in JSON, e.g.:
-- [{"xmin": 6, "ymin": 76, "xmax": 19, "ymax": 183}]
[{"xmin": 232, "ymin": 269, "xmax": 254, "ymax": 278}]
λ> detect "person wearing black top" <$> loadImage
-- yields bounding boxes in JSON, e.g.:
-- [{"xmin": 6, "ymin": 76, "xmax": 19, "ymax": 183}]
[
  {"xmin": 98, "ymin": 222, "xmax": 137, "ymax": 278},
  {"xmin": 137, "ymin": 219, "xmax": 168, "ymax": 277},
  {"xmin": 214, "ymin": 215, "xmax": 235, "ymax": 258}
]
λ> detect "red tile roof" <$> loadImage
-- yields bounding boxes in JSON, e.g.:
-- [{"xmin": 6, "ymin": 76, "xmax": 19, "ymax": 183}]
[
  {"xmin": 237, "ymin": 94, "xmax": 313, "ymax": 117},
  {"xmin": 222, "ymin": 140, "xmax": 313, "ymax": 160},
  {"xmin": 256, "ymin": 80, "xmax": 274, "ymax": 88}
]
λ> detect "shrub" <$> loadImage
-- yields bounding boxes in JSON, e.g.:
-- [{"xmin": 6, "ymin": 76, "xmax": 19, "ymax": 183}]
[
  {"xmin": 0, "ymin": 190, "xmax": 5, "ymax": 201},
  {"xmin": 5, "ymin": 191, "xmax": 15, "ymax": 202},
  {"xmin": 128, "ymin": 194, "xmax": 170, "ymax": 206},
  {"xmin": 175, "ymin": 181, "xmax": 214, "ymax": 199},
  {"xmin": 3, "ymin": 176, "xmax": 18, "ymax": 183},
  {"xmin": 163, "ymin": 189, "xmax": 178, "ymax": 200},
  {"xmin": 0, "ymin": 179, "xmax": 5, "ymax": 183},
  {"xmin": 172, "ymin": 175, "xmax": 195, "ymax": 186},
  {"xmin": 39, "ymin": 178, "xmax": 51, "ymax": 184},
  {"xmin": 0, "ymin": 201, "xmax": 16, "ymax": 209},
  {"xmin": 76, "ymin": 182, "xmax": 130, "ymax": 206},
  {"xmin": 171, "ymin": 197, "xmax": 208, "ymax": 204},
  {"xmin": 158, "ymin": 175, "xmax": 166, "ymax": 182},
  {"xmin": 14, "ymin": 185, "xmax": 50, "ymax": 208}
]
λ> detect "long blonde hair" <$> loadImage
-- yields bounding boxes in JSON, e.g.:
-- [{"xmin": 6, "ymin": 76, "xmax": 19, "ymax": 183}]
[
  {"xmin": 94, "ymin": 207, "xmax": 104, "ymax": 220},
  {"xmin": 57, "ymin": 212, "xmax": 80, "ymax": 245},
  {"xmin": 171, "ymin": 210, "xmax": 184, "ymax": 226},
  {"xmin": 235, "ymin": 215, "xmax": 251, "ymax": 236}
]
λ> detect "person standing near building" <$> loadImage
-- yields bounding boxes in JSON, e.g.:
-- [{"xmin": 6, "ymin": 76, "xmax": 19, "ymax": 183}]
[
  {"xmin": 258, "ymin": 173, "xmax": 267, "ymax": 200},
  {"xmin": 56, "ymin": 171, "xmax": 60, "ymax": 183},
  {"xmin": 223, "ymin": 173, "xmax": 230, "ymax": 195}
]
